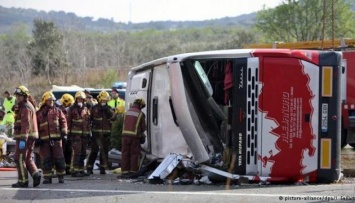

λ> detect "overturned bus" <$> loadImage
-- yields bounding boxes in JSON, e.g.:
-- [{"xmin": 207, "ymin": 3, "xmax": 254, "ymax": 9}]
[{"xmin": 125, "ymin": 49, "xmax": 342, "ymax": 183}]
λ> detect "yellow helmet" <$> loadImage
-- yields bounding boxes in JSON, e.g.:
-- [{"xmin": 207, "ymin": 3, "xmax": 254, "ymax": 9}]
[
  {"xmin": 134, "ymin": 98, "xmax": 146, "ymax": 108},
  {"xmin": 41, "ymin": 91, "xmax": 56, "ymax": 104},
  {"xmin": 97, "ymin": 90, "xmax": 110, "ymax": 102},
  {"xmin": 14, "ymin": 85, "xmax": 30, "ymax": 96},
  {"xmin": 115, "ymin": 105, "xmax": 125, "ymax": 114},
  {"xmin": 75, "ymin": 91, "xmax": 86, "ymax": 100},
  {"xmin": 60, "ymin": 93, "xmax": 75, "ymax": 107}
]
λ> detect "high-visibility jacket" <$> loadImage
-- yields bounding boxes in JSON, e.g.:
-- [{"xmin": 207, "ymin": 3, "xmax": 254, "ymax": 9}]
[
  {"xmin": 3, "ymin": 97, "xmax": 16, "ymax": 113},
  {"xmin": 37, "ymin": 105, "xmax": 67, "ymax": 140},
  {"xmin": 90, "ymin": 104, "xmax": 114, "ymax": 134},
  {"xmin": 108, "ymin": 98, "xmax": 125, "ymax": 109},
  {"xmin": 13, "ymin": 100, "xmax": 38, "ymax": 140},
  {"xmin": 1, "ymin": 111, "xmax": 15, "ymax": 125},
  {"xmin": 122, "ymin": 105, "xmax": 146, "ymax": 137},
  {"xmin": 67, "ymin": 103, "xmax": 90, "ymax": 136}
]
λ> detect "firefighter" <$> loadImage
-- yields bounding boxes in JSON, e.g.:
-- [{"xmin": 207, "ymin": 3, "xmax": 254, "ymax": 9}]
[
  {"xmin": 118, "ymin": 98, "xmax": 146, "ymax": 179},
  {"xmin": 3, "ymin": 91, "xmax": 16, "ymax": 113},
  {"xmin": 84, "ymin": 89, "xmax": 98, "ymax": 108},
  {"xmin": 58, "ymin": 93, "xmax": 75, "ymax": 175},
  {"xmin": 111, "ymin": 105, "xmax": 125, "ymax": 151},
  {"xmin": 11, "ymin": 85, "xmax": 42, "ymax": 188},
  {"xmin": 108, "ymin": 88, "xmax": 125, "ymax": 109},
  {"xmin": 37, "ymin": 92, "xmax": 68, "ymax": 184},
  {"xmin": 67, "ymin": 91, "xmax": 91, "ymax": 177},
  {"xmin": 86, "ymin": 90, "xmax": 114, "ymax": 175}
]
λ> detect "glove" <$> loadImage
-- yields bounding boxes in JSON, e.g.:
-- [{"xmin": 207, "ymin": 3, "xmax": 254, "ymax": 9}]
[
  {"xmin": 139, "ymin": 135, "xmax": 146, "ymax": 144},
  {"xmin": 61, "ymin": 133, "xmax": 68, "ymax": 140},
  {"xmin": 19, "ymin": 140, "xmax": 26, "ymax": 150},
  {"xmin": 35, "ymin": 139, "xmax": 42, "ymax": 147}
]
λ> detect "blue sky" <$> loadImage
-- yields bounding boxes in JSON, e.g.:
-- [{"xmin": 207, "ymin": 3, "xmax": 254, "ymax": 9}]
[{"xmin": 0, "ymin": 0, "xmax": 283, "ymax": 23}]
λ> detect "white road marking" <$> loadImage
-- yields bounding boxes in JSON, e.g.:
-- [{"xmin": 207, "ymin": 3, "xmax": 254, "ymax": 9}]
[{"xmin": 0, "ymin": 187, "xmax": 341, "ymax": 198}]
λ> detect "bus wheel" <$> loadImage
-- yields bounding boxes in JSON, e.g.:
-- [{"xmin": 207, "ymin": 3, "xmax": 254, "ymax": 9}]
[{"xmin": 341, "ymin": 129, "xmax": 348, "ymax": 148}]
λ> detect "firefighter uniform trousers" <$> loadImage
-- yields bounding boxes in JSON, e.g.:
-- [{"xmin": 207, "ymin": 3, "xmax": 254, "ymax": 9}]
[
  {"xmin": 62, "ymin": 138, "xmax": 72, "ymax": 173},
  {"xmin": 121, "ymin": 136, "xmax": 141, "ymax": 173},
  {"xmin": 14, "ymin": 138, "xmax": 39, "ymax": 184},
  {"xmin": 71, "ymin": 134, "xmax": 88, "ymax": 173},
  {"xmin": 86, "ymin": 133, "xmax": 110, "ymax": 171},
  {"xmin": 40, "ymin": 140, "xmax": 65, "ymax": 178}
]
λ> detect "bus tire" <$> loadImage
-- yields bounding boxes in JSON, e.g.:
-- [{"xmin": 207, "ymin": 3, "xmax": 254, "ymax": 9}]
[{"xmin": 341, "ymin": 129, "xmax": 348, "ymax": 148}]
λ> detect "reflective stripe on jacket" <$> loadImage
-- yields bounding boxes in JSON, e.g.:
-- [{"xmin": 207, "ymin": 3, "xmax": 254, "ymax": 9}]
[
  {"xmin": 90, "ymin": 104, "xmax": 114, "ymax": 133},
  {"xmin": 67, "ymin": 104, "xmax": 90, "ymax": 136},
  {"xmin": 37, "ymin": 105, "xmax": 68, "ymax": 140},
  {"xmin": 108, "ymin": 98, "xmax": 125, "ymax": 109},
  {"xmin": 3, "ymin": 97, "xmax": 16, "ymax": 113},
  {"xmin": 122, "ymin": 105, "xmax": 146, "ymax": 137},
  {"xmin": 13, "ymin": 100, "xmax": 38, "ymax": 140}
]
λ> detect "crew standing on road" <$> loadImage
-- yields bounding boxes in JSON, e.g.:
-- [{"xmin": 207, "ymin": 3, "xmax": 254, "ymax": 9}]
[
  {"xmin": 108, "ymin": 88, "xmax": 125, "ymax": 109},
  {"xmin": 11, "ymin": 85, "xmax": 42, "ymax": 188},
  {"xmin": 86, "ymin": 90, "xmax": 114, "ymax": 175},
  {"xmin": 118, "ymin": 98, "xmax": 146, "ymax": 179},
  {"xmin": 58, "ymin": 93, "xmax": 75, "ymax": 175},
  {"xmin": 67, "ymin": 91, "xmax": 91, "ymax": 177},
  {"xmin": 37, "ymin": 92, "xmax": 68, "ymax": 184}
]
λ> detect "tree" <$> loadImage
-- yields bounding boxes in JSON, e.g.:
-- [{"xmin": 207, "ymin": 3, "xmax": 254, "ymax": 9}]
[
  {"xmin": 28, "ymin": 19, "xmax": 66, "ymax": 84},
  {"xmin": 254, "ymin": 0, "xmax": 355, "ymax": 42},
  {"xmin": 0, "ymin": 24, "xmax": 32, "ymax": 86}
]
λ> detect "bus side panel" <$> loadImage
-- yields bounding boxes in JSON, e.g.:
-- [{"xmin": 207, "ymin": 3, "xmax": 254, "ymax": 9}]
[
  {"xmin": 343, "ymin": 52, "xmax": 355, "ymax": 105},
  {"xmin": 150, "ymin": 65, "xmax": 190, "ymax": 158},
  {"xmin": 258, "ymin": 57, "xmax": 319, "ymax": 179}
]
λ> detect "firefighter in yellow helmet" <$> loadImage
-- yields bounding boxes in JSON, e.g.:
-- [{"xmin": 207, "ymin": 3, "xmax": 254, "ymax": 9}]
[
  {"xmin": 110, "ymin": 105, "xmax": 125, "ymax": 151},
  {"xmin": 37, "ymin": 91, "xmax": 67, "ymax": 184},
  {"xmin": 118, "ymin": 98, "xmax": 146, "ymax": 179},
  {"xmin": 86, "ymin": 90, "xmax": 114, "ymax": 175},
  {"xmin": 57, "ymin": 93, "xmax": 74, "ymax": 174},
  {"xmin": 67, "ymin": 91, "xmax": 91, "ymax": 177},
  {"xmin": 12, "ymin": 85, "xmax": 42, "ymax": 188}
]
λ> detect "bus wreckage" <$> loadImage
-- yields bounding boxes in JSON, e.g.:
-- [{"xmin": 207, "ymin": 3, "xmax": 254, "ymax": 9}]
[{"xmin": 113, "ymin": 49, "xmax": 342, "ymax": 184}]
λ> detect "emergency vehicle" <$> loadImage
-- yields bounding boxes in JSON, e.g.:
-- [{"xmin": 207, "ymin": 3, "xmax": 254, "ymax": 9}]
[
  {"xmin": 245, "ymin": 38, "xmax": 355, "ymax": 148},
  {"xmin": 126, "ymin": 49, "xmax": 342, "ymax": 183}
]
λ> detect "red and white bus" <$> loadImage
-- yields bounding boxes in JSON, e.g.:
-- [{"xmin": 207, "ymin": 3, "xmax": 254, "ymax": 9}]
[{"xmin": 126, "ymin": 49, "xmax": 342, "ymax": 183}]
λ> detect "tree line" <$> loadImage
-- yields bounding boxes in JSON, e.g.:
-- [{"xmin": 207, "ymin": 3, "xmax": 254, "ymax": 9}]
[{"xmin": 0, "ymin": 0, "xmax": 354, "ymax": 100}]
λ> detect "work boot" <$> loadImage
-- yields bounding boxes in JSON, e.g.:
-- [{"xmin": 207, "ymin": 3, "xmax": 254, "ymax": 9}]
[
  {"xmin": 58, "ymin": 175, "xmax": 64, "ymax": 184},
  {"xmin": 71, "ymin": 172, "xmax": 84, "ymax": 177},
  {"xmin": 87, "ymin": 170, "xmax": 93, "ymax": 175},
  {"xmin": 42, "ymin": 178, "xmax": 52, "ymax": 184},
  {"xmin": 117, "ymin": 172, "xmax": 133, "ymax": 179},
  {"xmin": 33, "ymin": 172, "xmax": 42, "ymax": 187},
  {"xmin": 11, "ymin": 181, "xmax": 29, "ymax": 188},
  {"xmin": 80, "ymin": 171, "xmax": 90, "ymax": 176},
  {"xmin": 100, "ymin": 169, "xmax": 106, "ymax": 175},
  {"xmin": 65, "ymin": 167, "xmax": 71, "ymax": 175}
]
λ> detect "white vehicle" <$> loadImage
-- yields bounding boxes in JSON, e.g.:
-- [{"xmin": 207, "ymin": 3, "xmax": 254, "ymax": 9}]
[{"xmin": 126, "ymin": 49, "xmax": 342, "ymax": 183}]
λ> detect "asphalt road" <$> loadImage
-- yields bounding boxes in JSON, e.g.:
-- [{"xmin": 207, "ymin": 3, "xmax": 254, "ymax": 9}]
[{"xmin": 1, "ymin": 170, "xmax": 355, "ymax": 203}]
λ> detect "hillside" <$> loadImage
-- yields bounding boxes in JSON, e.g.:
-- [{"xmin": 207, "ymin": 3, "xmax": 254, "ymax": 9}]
[{"xmin": 0, "ymin": 6, "xmax": 256, "ymax": 33}]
